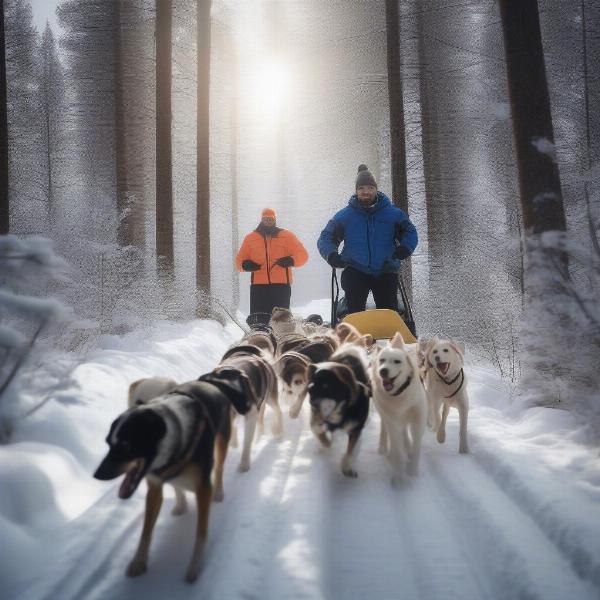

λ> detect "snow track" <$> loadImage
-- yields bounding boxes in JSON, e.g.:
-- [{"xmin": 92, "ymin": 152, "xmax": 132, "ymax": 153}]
[{"xmin": 10, "ymin": 402, "xmax": 600, "ymax": 600}]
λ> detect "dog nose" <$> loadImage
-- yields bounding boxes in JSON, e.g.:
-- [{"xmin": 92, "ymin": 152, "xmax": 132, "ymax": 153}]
[{"xmin": 380, "ymin": 368, "xmax": 389, "ymax": 378}]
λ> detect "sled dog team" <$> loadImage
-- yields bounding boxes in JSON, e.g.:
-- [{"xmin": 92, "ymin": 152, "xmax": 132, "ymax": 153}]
[{"xmin": 94, "ymin": 309, "xmax": 469, "ymax": 583}]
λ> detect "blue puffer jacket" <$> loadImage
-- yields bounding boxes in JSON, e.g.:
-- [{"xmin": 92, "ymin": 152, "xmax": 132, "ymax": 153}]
[{"xmin": 317, "ymin": 192, "xmax": 418, "ymax": 276}]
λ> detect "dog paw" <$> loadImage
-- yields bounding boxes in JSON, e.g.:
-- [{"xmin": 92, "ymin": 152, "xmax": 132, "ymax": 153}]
[
  {"xmin": 342, "ymin": 467, "xmax": 358, "ymax": 478},
  {"xmin": 289, "ymin": 406, "xmax": 301, "ymax": 419},
  {"xmin": 459, "ymin": 444, "xmax": 469, "ymax": 454},
  {"xmin": 237, "ymin": 461, "xmax": 250, "ymax": 473},
  {"xmin": 436, "ymin": 431, "xmax": 446, "ymax": 444},
  {"xmin": 126, "ymin": 559, "xmax": 147, "ymax": 578},
  {"xmin": 212, "ymin": 488, "xmax": 224, "ymax": 503}
]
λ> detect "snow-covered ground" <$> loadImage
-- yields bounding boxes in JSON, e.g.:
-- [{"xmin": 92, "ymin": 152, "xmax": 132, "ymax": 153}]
[{"xmin": 2, "ymin": 310, "xmax": 600, "ymax": 600}]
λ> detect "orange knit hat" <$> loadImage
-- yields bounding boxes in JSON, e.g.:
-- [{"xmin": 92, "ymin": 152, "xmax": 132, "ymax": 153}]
[{"xmin": 261, "ymin": 207, "xmax": 276, "ymax": 219}]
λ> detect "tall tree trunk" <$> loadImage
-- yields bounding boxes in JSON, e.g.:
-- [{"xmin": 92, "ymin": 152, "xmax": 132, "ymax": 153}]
[
  {"xmin": 196, "ymin": 0, "xmax": 211, "ymax": 314},
  {"xmin": 581, "ymin": 0, "xmax": 600, "ymax": 257},
  {"xmin": 416, "ymin": 3, "xmax": 441, "ymax": 309},
  {"xmin": 385, "ymin": 0, "xmax": 408, "ymax": 211},
  {"xmin": 499, "ymin": 0, "xmax": 572, "ymax": 401},
  {"xmin": 156, "ymin": 0, "xmax": 174, "ymax": 272},
  {"xmin": 385, "ymin": 0, "xmax": 412, "ymax": 301},
  {"xmin": 114, "ymin": 0, "xmax": 132, "ymax": 248},
  {"xmin": 499, "ymin": 0, "xmax": 566, "ymax": 236},
  {"xmin": 0, "ymin": 0, "xmax": 8, "ymax": 235},
  {"xmin": 229, "ymin": 36, "xmax": 239, "ymax": 311}
]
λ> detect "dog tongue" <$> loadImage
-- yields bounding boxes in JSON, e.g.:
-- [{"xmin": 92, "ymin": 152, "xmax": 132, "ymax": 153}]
[
  {"xmin": 383, "ymin": 379, "xmax": 393, "ymax": 391},
  {"xmin": 118, "ymin": 462, "xmax": 142, "ymax": 499},
  {"xmin": 438, "ymin": 362, "xmax": 450, "ymax": 375}
]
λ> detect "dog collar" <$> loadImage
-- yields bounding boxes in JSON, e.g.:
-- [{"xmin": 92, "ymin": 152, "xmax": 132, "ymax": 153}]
[
  {"xmin": 391, "ymin": 375, "xmax": 412, "ymax": 396},
  {"xmin": 439, "ymin": 368, "xmax": 464, "ymax": 399}
]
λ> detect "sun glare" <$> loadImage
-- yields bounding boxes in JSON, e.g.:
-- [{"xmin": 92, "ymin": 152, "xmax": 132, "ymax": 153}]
[{"xmin": 253, "ymin": 57, "xmax": 292, "ymax": 119}]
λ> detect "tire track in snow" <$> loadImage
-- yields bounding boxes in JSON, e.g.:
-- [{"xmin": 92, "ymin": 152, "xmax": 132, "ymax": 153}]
[
  {"xmin": 469, "ymin": 432, "xmax": 600, "ymax": 591},
  {"xmin": 15, "ymin": 482, "xmax": 143, "ymax": 600},
  {"xmin": 194, "ymin": 414, "xmax": 307, "ymax": 600},
  {"xmin": 424, "ymin": 438, "xmax": 598, "ymax": 600},
  {"xmin": 318, "ymin": 415, "xmax": 488, "ymax": 600}
]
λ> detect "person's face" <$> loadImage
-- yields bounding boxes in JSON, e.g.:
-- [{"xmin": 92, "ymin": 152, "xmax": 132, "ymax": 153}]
[
  {"xmin": 356, "ymin": 185, "xmax": 377, "ymax": 204},
  {"xmin": 261, "ymin": 216, "xmax": 276, "ymax": 227}
]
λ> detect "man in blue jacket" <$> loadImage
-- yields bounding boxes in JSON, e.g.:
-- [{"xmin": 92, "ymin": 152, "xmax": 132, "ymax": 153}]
[{"xmin": 317, "ymin": 164, "xmax": 418, "ymax": 315}]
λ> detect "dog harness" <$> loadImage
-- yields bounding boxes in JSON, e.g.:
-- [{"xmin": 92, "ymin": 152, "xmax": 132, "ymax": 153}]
[
  {"xmin": 391, "ymin": 375, "xmax": 412, "ymax": 396},
  {"xmin": 436, "ymin": 368, "xmax": 465, "ymax": 399}
]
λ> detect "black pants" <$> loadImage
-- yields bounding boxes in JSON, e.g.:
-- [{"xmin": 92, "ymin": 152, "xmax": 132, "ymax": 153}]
[
  {"xmin": 250, "ymin": 283, "xmax": 291, "ymax": 316},
  {"xmin": 341, "ymin": 267, "xmax": 399, "ymax": 314}
]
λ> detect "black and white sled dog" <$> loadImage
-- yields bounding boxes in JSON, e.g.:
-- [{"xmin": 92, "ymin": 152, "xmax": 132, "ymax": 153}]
[
  {"xmin": 371, "ymin": 333, "xmax": 427, "ymax": 481},
  {"xmin": 307, "ymin": 345, "xmax": 370, "ymax": 478},
  {"xmin": 275, "ymin": 335, "xmax": 338, "ymax": 419},
  {"xmin": 94, "ymin": 380, "xmax": 232, "ymax": 583},
  {"xmin": 202, "ymin": 343, "xmax": 282, "ymax": 472},
  {"xmin": 422, "ymin": 338, "xmax": 469, "ymax": 454},
  {"xmin": 128, "ymin": 376, "xmax": 192, "ymax": 515}
]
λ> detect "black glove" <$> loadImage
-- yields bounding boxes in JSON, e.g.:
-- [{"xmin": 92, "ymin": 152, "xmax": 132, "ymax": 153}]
[
  {"xmin": 241, "ymin": 259, "xmax": 261, "ymax": 272},
  {"xmin": 393, "ymin": 245, "xmax": 412, "ymax": 260},
  {"xmin": 327, "ymin": 252, "xmax": 346, "ymax": 268},
  {"xmin": 275, "ymin": 256, "xmax": 294, "ymax": 268}
]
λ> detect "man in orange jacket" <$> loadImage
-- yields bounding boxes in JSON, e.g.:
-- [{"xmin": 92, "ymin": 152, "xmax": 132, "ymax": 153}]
[{"xmin": 236, "ymin": 208, "xmax": 309, "ymax": 318}]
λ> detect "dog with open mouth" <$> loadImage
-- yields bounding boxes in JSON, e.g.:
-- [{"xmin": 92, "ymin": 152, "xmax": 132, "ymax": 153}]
[
  {"xmin": 371, "ymin": 333, "xmax": 427, "ymax": 481},
  {"xmin": 423, "ymin": 338, "xmax": 469, "ymax": 454},
  {"xmin": 94, "ymin": 380, "xmax": 232, "ymax": 583},
  {"xmin": 307, "ymin": 345, "xmax": 370, "ymax": 478}
]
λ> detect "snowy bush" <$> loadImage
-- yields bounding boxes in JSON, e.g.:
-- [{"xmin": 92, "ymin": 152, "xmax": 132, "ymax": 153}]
[{"xmin": 0, "ymin": 235, "xmax": 72, "ymax": 435}]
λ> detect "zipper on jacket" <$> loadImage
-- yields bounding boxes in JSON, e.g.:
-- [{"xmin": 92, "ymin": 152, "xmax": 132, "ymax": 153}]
[
  {"xmin": 366, "ymin": 218, "xmax": 372, "ymax": 269},
  {"xmin": 264, "ymin": 237, "xmax": 272, "ymax": 284}
]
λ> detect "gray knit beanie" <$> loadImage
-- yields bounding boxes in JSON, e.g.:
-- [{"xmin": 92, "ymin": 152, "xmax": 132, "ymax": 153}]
[{"xmin": 355, "ymin": 164, "xmax": 377, "ymax": 189}]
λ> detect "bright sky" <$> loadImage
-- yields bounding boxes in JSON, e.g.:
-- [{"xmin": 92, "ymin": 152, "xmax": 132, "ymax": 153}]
[{"xmin": 30, "ymin": 0, "xmax": 61, "ymax": 34}]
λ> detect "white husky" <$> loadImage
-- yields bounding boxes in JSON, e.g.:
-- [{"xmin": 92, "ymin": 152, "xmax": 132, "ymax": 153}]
[
  {"xmin": 371, "ymin": 333, "xmax": 427, "ymax": 481},
  {"xmin": 423, "ymin": 338, "xmax": 469, "ymax": 454}
]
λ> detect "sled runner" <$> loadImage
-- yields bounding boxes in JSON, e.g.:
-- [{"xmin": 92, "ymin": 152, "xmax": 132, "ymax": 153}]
[{"xmin": 331, "ymin": 269, "xmax": 417, "ymax": 343}]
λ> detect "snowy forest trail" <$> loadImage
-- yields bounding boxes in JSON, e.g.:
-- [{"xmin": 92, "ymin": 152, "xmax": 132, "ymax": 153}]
[{"xmin": 14, "ymin": 398, "xmax": 600, "ymax": 600}]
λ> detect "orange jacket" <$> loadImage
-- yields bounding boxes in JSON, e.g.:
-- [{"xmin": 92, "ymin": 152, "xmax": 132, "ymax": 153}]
[{"xmin": 236, "ymin": 227, "xmax": 309, "ymax": 285}]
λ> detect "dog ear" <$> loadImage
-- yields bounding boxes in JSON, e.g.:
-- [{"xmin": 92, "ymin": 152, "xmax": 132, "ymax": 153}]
[
  {"xmin": 201, "ymin": 369, "xmax": 254, "ymax": 414},
  {"xmin": 449, "ymin": 340, "xmax": 466, "ymax": 358},
  {"xmin": 307, "ymin": 363, "xmax": 318, "ymax": 382},
  {"xmin": 390, "ymin": 332, "xmax": 405, "ymax": 349}
]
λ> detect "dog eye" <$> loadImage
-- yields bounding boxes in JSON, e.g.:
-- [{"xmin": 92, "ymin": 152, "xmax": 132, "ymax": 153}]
[
  {"xmin": 433, "ymin": 350, "xmax": 438, "ymax": 354},
  {"xmin": 393, "ymin": 359, "xmax": 401, "ymax": 364},
  {"xmin": 443, "ymin": 349, "xmax": 448, "ymax": 353}
]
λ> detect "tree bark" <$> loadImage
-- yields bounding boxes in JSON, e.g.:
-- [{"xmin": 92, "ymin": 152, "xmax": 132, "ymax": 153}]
[
  {"xmin": 385, "ymin": 0, "xmax": 412, "ymax": 301},
  {"xmin": 196, "ymin": 0, "xmax": 211, "ymax": 313},
  {"xmin": 0, "ymin": 0, "xmax": 9, "ymax": 235},
  {"xmin": 156, "ymin": 0, "xmax": 174, "ymax": 272},
  {"xmin": 385, "ymin": 0, "xmax": 408, "ymax": 212},
  {"xmin": 499, "ymin": 0, "xmax": 567, "ymax": 236},
  {"xmin": 114, "ymin": 0, "xmax": 132, "ymax": 248}
]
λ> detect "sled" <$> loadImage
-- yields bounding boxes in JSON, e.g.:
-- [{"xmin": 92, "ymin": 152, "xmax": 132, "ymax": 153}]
[
  {"xmin": 331, "ymin": 268, "xmax": 417, "ymax": 343},
  {"xmin": 343, "ymin": 308, "xmax": 416, "ymax": 343}
]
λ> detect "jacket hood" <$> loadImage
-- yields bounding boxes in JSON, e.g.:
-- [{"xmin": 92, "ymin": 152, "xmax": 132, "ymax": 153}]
[{"xmin": 348, "ymin": 191, "xmax": 392, "ymax": 213}]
